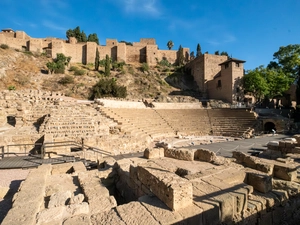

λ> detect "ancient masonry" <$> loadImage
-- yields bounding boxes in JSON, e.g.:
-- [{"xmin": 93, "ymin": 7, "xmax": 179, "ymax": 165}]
[
  {"xmin": 2, "ymin": 136, "xmax": 300, "ymax": 224},
  {"xmin": 0, "ymin": 29, "xmax": 189, "ymax": 66},
  {"xmin": 1, "ymin": 90, "xmax": 300, "ymax": 224}
]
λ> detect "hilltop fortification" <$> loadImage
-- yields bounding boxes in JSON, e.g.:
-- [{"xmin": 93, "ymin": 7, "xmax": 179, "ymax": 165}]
[{"xmin": 0, "ymin": 29, "xmax": 189, "ymax": 66}]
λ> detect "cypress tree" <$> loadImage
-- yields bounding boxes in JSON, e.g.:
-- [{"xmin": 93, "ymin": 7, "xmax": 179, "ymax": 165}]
[{"xmin": 95, "ymin": 48, "xmax": 100, "ymax": 71}]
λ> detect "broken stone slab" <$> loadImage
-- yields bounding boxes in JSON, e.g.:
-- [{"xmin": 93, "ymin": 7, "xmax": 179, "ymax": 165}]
[
  {"xmin": 194, "ymin": 148, "xmax": 216, "ymax": 162},
  {"xmin": 48, "ymin": 191, "xmax": 72, "ymax": 208},
  {"xmin": 138, "ymin": 195, "xmax": 183, "ymax": 224},
  {"xmin": 137, "ymin": 162, "xmax": 193, "ymax": 211},
  {"xmin": 143, "ymin": 147, "xmax": 164, "ymax": 159},
  {"xmin": 164, "ymin": 148, "xmax": 194, "ymax": 161},
  {"xmin": 115, "ymin": 201, "xmax": 160, "ymax": 225},
  {"xmin": 246, "ymin": 172, "xmax": 272, "ymax": 193}
]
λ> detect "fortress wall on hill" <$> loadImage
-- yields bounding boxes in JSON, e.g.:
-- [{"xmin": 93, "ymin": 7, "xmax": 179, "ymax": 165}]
[{"xmin": 0, "ymin": 30, "xmax": 189, "ymax": 65}]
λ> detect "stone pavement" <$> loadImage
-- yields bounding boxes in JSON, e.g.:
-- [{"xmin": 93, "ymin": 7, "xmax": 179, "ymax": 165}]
[{"xmin": 187, "ymin": 134, "xmax": 291, "ymax": 157}]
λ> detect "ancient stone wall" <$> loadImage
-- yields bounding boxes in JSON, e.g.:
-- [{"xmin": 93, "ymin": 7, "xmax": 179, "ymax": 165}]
[{"xmin": 0, "ymin": 30, "xmax": 188, "ymax": 66}]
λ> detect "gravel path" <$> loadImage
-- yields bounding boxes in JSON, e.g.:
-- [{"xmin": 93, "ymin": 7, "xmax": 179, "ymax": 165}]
[{"xmin": 0, "ymin": 169, "xmax": 30, "ymax": 223}]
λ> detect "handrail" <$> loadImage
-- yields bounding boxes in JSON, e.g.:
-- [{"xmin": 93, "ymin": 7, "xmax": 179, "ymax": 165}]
[{"xmin": 1, "ymin": 140, "xmax": 112, "ymax": 161}]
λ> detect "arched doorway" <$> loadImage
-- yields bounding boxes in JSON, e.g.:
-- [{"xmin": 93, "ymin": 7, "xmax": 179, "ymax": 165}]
[{"xmin": 264, "ymin": 122, "xmax": 276, "ymax": 133}]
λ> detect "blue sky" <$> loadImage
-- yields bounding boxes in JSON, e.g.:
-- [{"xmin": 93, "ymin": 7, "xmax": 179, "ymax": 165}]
[{"xmin": 0, "ymin": 0, "xmax": 299, "ymax": 70}]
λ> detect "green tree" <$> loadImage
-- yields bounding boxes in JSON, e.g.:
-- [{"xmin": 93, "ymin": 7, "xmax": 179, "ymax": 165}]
[
  {"xmin": 46, "ymin": 62, "xmax": 57, "ymax": 74},
  {"xmin": 190, "ymin": 51, "xmax": 195, "ymax": 59},
  {"xmin": 104, "ymin": 54, "xmax": 111, "ymax": 77},
  {"xmin": 268, "ymin": 44, "xmax": 300, "ymax": 108},
  {"xmin": 214, "ymin": 51, "xmax": 220, "ymax": 55},
  {"xmin": 196, "ymin": 43, "xmax": 202, "ymax": 57},
  {"xmin": 167, "ymin": 40, "xmax": 174, "ymax": 50},
  {"xmin": 243, "ymin": 66, "xmax": 269, "ymax": 102},
  {"xmin": 220, "ymin": 51, "xmax": 229, "ymax": 56},
  {"xmin": 88, "ymin": 33, "xmax": 99, "ymax": 44},
  {"xmin": 46, "ymin": 53, "xmax": 71, "ymax": 74},
  {"xmin": 95, "ymin": 48, "xmax": 100, "ymax": 71},
  {"xmin": 177, "ymin": 45, "xmax": 184, "ymax": 66},
  {"xmin": 90, "ymin": 78, "xmax": 127, "ymax": 99}
]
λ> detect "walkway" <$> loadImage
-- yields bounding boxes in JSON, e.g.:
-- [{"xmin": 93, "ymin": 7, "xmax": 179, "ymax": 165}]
[
  {"xmin": 187, "ymin": 134, "xmax": 291, "ymax": 157},
  {"xmin": 0, "ymin": 155, "xmax": 75, "ymax": 169}
]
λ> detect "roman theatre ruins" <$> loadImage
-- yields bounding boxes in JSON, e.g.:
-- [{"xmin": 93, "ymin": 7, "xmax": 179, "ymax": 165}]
[{"xmin": 1, "ymin": 90, "xmax": 300, "ymax": 225}]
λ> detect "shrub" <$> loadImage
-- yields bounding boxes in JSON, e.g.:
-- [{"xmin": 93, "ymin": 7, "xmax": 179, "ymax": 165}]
[
  {"xmin": 23, "ymin": 51, "xmax": 33, "ymax": 56},
  {"xmin": 0, "ymin": 44, "xmax": 9, "ymax": 49},
  {"xmin": 140, "ymin": 63, "xmax": 149, "ymax": 73},
  {"xmin": 74, "ymin": 69, "xmax": 85, "ymax": 76},
  {"xmin": 58, "ymin": 75, "xmax": 74, "ymax": 85},
  {"xmin": 8, "ymin": 85, "xmax": 16, "ymax": 90},
  {"xmin": 159, "ymin": 59, "xmax": 171, "ymax": 67},
  {"xmin": 90, "ymin": 78, "xmax": 127, "ymax": 99},
  {"xmin": 69, "ymin": 66, "xmax": 78, "ymax": 72},
  {"xmin": 128, "ymin": 66, "xmax": 134, "ymax": 75}
]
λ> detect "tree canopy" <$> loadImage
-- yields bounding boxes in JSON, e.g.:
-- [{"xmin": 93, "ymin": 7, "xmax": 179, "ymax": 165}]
[
  {"xmin": 268, "ymin": 44, "xmax": 300, "ymax": 106},
  {"xmin": 66, "ymin": 26, "xmax": 99, "ymax": 44},
  {"xmin": 196, "ymin": 43, "xmax": 202, "ymax": 57},
  {"xmin": 89, "ymin": 78, "xmax": 127, "ymax": 99},
  {"xmin": 243, "ymin": 66, "xmax": 292, "ymax": 102},
  {"xmin": 167, "ymin": 40, "xmax": 174, "ymax": 50}
]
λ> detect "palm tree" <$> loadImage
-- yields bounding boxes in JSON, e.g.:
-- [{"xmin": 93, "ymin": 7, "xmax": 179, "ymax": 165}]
[{"xmin": 167, "ymin": 40, "xmax": 174, "ymax": 50}]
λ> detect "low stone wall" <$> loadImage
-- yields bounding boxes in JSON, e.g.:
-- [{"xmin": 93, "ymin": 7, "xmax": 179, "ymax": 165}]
[
  {"xmin": 136, "ymin": 161, "xmax": 193, "ymax": 211},
  {"xmin": 97, "ymin": 98, "xmax": 146, "ymax": 108},
  {"xmin": 152, "ymin": 102, "xmax": 203, "ymax": 109}
]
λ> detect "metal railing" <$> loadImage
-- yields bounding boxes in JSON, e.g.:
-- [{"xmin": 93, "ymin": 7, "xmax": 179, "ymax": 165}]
[{"xmin": 1, "ymin": 140, "xmax": 112, "ymax": 163}]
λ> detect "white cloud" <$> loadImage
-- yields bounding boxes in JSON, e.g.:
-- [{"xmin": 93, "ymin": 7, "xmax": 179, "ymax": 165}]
[
  {"xmin": 42, "ymin": 20, "xmax": 66, "ymax": 31},
  {"xmin": 117, "ymin": 0, "xmax": 162, "ymax": 17}
]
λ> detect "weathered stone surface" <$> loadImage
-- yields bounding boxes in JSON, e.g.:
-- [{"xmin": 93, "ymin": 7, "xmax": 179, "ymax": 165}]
[
  {"xmin": 69, "ymin": 193, "xmax": 85, "ymax": 205},
  {"xmin": 116, "ymin": 201, "xmax": 160, "ymax": 225},
  {"xmin": 194, "ymin": 148, "xmax": 216, "ymax": 162},
  {"xmin": 138, "ymin": 195, "xmax": 183, "ymax": 224},
  {"xmin": 63, "ymin": 215, "xmax": 91, "ymax": 225},
  {"xmin": 137, "ymin": 162, "xmax": 193, "ymax": 211},
  {"xmin": 51, "ymin": 163, "xmax": 73, "ymax": 175},
  {"xmin": 246, "ymin": 173, "xmax": 272, "ymax": 193},
  {"xmin": 36, "ymin": 206, "xmax": 65, "ymax": 225},
  {"xmin": 0, "ymin": 186, "xmax": 9, "ymax": 198},
  {"xmin": 273, "ymin": 164, "xmax": 297, "ymax": 181},
  {"xmin": 164, "ymin": 148, "xmax": 194, "ymax": 161},
  {"xmin": 72, "ymin": 161, "xmax": 87, "ymax": 173},
  {"xmin": 90, "ymin": 209, "xmax": 125, "ymax": 225},
  {"xmin": 143, "ymin": 147, "xmax": 164, "ymax": 159},
  {"xmin": 65, "ymin": 202, "xmax": 89, "ymax": 217},
  {"xmin": 48, "ymin": 191, "xmax": 72, "ymax": 208}
]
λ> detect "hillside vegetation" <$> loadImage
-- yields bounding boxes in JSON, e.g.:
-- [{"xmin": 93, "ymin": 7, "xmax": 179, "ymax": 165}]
[{"xmin": 0, "ymin": 47, "xmax": 199, "ymax": 101}]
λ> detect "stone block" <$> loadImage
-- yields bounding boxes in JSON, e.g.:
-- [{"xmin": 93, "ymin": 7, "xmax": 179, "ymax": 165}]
[
  {"xmin": 36, "ymin": 206, "xmax": 65, "ymax": 225},
  {"xmin": 194, "ymin": 148, "xmax": 216, "ymax": 162},
  {"xmin": 246, "ymin": 172, "xmax": 272, "ymax": 193},
  {"xmin": 116, "ymin": 202, "xmax": 160, "ymax": 225},
  {"xmin": 164, "ymin": 148, "xmax": 194, "ymax": 161},
  {"xmin": 273, "ymin": 164, "xmax": 297, "ymax": 181},
  {"xmin": 143, "ymin": 147, "xmax": 164, "ymax": 159},
  {"xmin": 256, "ymin": 162, "xmax": 274, "ymax": 175},
  {"xmin": 72, "ymin": 161, "xmax": 86, "ymax": 173},
  {"xmin": 52, "ymin": 163, "xmax": 73, "ymax": 175},
  {"xmin": 65, "ymin": 202, "xmax": 89, "ymax": 217},
  {"xmin": 232, "ymin": 151, "xmax": 246, "ymax": 163},
  {"xmin": 48, "ymin": 191, "xmax": 72, "ymax": 208},
  {"xmin": 90, "ymin": 209, "xmax": 125, "ymax": 225},
  {"xmin": 63, "ymin": 215, "xmax": 91, "ymax": 225},
  {"xmin": 139, "ymin": 195, "xmax": 183, "ymax": 224},
  {"xmin": 137, "ymin": 162, "xmax": 193, "ymax": 211}
]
